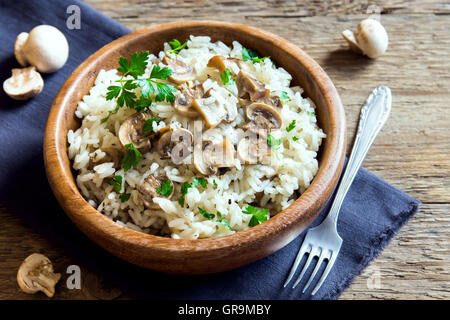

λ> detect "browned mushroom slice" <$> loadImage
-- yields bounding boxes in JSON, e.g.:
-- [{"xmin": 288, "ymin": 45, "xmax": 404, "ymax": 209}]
[
  {"xmin": 260, "ymin": 95, "xmax": 282, "ymax": 109},
  {"xmin": 162, "ymin": 56, "xmax": 196, "ymax": 84},
  {"xmin": 193, "ymin": 139, "xmax": 235, "ymax": 176},
  {"xmin": 207, "ymin": 56, "xmax": 250, "ymax": 74},
  {"xmin": 192, "ymin": 98, "xmax": 226, "ymax": 128},
  {"xmin": 236, "ymin": 71, "xmax": 270, "ymax": 101},
  {"xmin": 89, "ymin": 147, "xmax": 123, "ymax": 170},
  {"xmin": 156, "ymin": 128, "xmax": 193, "ymax": 164},
  {"xmin": 244, "ymin": 102, "xmax": 282, "ymax": 132},
  {"xmin": 193, "ymin": 141, "xmax": 218, "ymax": 176},
  {"xmin": 172, "ymin": 84, "xmax": 205, "ymax": 117},
  {"xmin": 17, "ymin": 253, "xmax": 61, "ymax": 298},
  {"xmin": 118, "ymin": 112, "xmax": 152, "ymax": 152},
  {"xmin": 138, "ymin": 174, "xmax": 174, "ymax": 209},
  {"xmin": 237, "ymin": 131, "xmax": 270, "ymax": 164}
]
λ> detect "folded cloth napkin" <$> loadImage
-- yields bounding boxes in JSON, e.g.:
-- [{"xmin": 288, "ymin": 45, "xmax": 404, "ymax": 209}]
[{"xmin": 0, "ymin": 0, "xmax": 419, "ymax": 300}]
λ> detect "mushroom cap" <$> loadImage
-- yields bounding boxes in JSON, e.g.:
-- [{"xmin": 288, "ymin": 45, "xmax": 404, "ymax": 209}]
[
  {"xmin": 236, "ymin": 71, "xmax": 270, "ymax": 101},
  {"xmin": 139, "ymin": 174, "xmax": 174, "ymax": 209},
  {"xmin": 192, "ymin": 98, "xmax": 226, "ymax": 128},
  {"xmin": 14, "ymin": 32, "xmax": 29, "ymax": 67},
  {"xmin": 23, "ymin": 25, "xmax": 69, "ymax": 73},
  {"xmin": 89, "ymin": 146, "xmax": 123, "ymax": 170},
  {"xmin": 173, "ymin": 87, "xmax": 200, "ymax": 117},
  {"xmin": 156, "ymin": 128, "xmax": 193, "ymax": 163},
  {"xmin": 162, "ymin": 56, "xmax": 196, "ymax": 84},
  {"xmin": 193, "ymin": 141, "xmax": 218, "ymax": 176},
  {"xmin": 354, "ymin": 19, "xmax": 388, "ymax": 59},
  {"xmin": 244, "ymin": 102, "xmax": 282, "ymax": 131},
  {"xmin": 342, "ymin": 29, "xmax": 363, "ymax": 54},
  {"xmin": 193, "ymin": 139, "xmax": 235, "ymax": 175},
  {"xmin": 3, "ymin": 66, "xmax": 44, "ymax": 100},
  {"xmin": 118, "ymin": 112, "xmax": 152, "ymax": 152},
  {"xmin": 17, "ymin": 253, "xmax": 61, "ymax": 298}
]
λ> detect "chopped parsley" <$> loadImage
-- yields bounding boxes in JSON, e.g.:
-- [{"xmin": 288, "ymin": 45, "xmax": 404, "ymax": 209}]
[
  {"xmin": 168, "ymin": 39, "xmax": 188, "ymax": 55},
  {"xmin": 286, "ymin": 120, "xmax": 296, "ymax": 132},
  {"xmin": 103, "ymin": 51, "xmax": 177, "ymax": 122},
  {"xmin": 142, "ymin": 117, "xmax": 160, "ymax": 134},
  {"xmin": 213, "ymin": 179, "xmax": 218, "ymax": 187},
  {"xmin": 122, "ymin": 143, "xmax": 142, "ymax": 172},
  {"xmin": 280, "ymin": 91, "xmax": 290, "ymax": 100},
  {"xmin": 242, "ymin": 47, "xmax": 269, "ymax": 64},
  {"xmin": 108, "ymin": 175, "xmax": 123, "ymax": 193},
  {"xmin": 292, "ymin": 136, "xmax": 299, "ymax": 141},
  {"xmin": 198, "ymin": 207, "xmax": 215, "ymax": 220},
  {"xmin": 218, "ymin": 219, "xmax": 233, "ymax": 231},
  {"xmin": 267, "ymin": 134, "xmax": 282, "ymax": 159},
  {"xmin": 242, "ymin": 205, "xmax": 269, "ymax": 227},
  {"xmin": 220, "ymin": 68, "xmax": 234, "ymax": 85},
  {"xmin": 306, "ymin": 111, "xmax": 316, "ymax": 118},
  {"xmin": 119, "ymin": 193, "xmax": 131, "ymax": 202},
  {"xmin": 156, "ymin": 180, "xmax": 173, "ymax": 197},
  {"xmin": 178, "ymin": 178, "xmax": 208, "ymax": 207}
]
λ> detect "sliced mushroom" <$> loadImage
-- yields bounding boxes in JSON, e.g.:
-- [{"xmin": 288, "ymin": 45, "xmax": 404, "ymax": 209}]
[
  {"xmin": 118, "ymin": 112, "xmax": 152, "ymax": 152},
  {"xmin": 17, "ymin": 253, "xmax": 61, "ymax": 298},
  {"xmin": 207, "ymin": 56, "xmax": 250, "ymax": 74},
  {"xmin": 3, "ymin": 67, "xmax": 44, "ymax": 100},
  {"xmin": 260, "ymin": 95, "xmax": 282, "ymax": 109},
  {"xmin": 236, "ymin": 71, "xmax": 270, "ymax": 101},
  {"xmin": 192, "ymin": 98, "xmax": 226, "ymax": 128},
  {"xmin": 138, "ymin": 174, "xmax": 174, "ymax": 209},
  {"xmin": 162, "ymin": 56, "xmax": 196, "ymax": 84},
  {"xmin": 237, "ymin": 131, "xmax": 270, "ymax": 164},
  {"xmin": 244, "ymin": 102, "xmax": 282, "ymax": 132},
  {"xmin": 172, "ymin": 85, "xmax": 202, "ymax": 117},
  {"xmin": 89, "ymin": 147, "xmax": 123, "ymax": 170},
  {"xmin": 156, "ymin": 128, "xmax": 193, "ymax": 164},
  {"xmin": 193, "ymin": 139, "xmax": 235, "ymax": 175}
]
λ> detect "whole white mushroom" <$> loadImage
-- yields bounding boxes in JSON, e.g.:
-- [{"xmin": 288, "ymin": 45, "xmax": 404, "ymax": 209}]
[
  {"xmin": 342, "ymin": 18, "xmax": 388, "ymax": 59},
  {"xmin": 14, "ymin": 25, "xmax": 69, "ymax": 73}
]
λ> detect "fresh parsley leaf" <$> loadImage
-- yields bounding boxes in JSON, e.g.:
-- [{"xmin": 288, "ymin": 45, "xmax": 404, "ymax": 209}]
[
  {"xmin": 220, "ymin": 68, "xmax": 234, "ymax": 85},
  {"xmin": 150, "ymin": 65, "xmax": 173, "ymax": 80},
  {"xmin": 242, "ymin": 47, "xmax": 269, "ymax": 64},
  {"xmin": 243, "ymin": 205, "xmax": 268, "ymax": 227},
  {"xmin": 142, "ymin": 117, "xmax": 160, "ymax": 134},
  {"xmin": 106, "ymin": 85, "xmax": 121, "ymax": 101},
  {"xmin": 181, "ymin": 182, "xmax": 191, "ymax": 195},
  {"xmin": 292, "ymin": 136, "xmax": 299, "ymax": 141},
  {"xmin": 218, "ymin": 219, "xmax": 233, "ymax": 231},
  {"xmin": 122, "ymin": 143, "xmax": 142, "ymax": 172},
  {"xmin": 199, "ymin": 207, "xmax": 215, "ymax": 220},
  {"xmin": 286, "ymin": 120, "xmax": 296, "ymax": 132},
  {"xmin": 178, "ymin": 196, "xmax": 185, "ymax": 207},
  {"xmin": 267, "ymin": 134, "xmax": 282, "ymax": 147},
  {"xmin": 108, "ymin": 175, "xmax": 123, "ymax": 193},
  {"xmin": 168, "ymin": 39, "xmax": 188, "ymax": 55},
  {"xmin": 217, "ymin": 211, "xmax": 222, "ymax": 218},
  {"xmin": 306, "ymin": 111, "xmax": 316, "ymax": 118},
  {"xmin": 156, "ymin": 180, "xmax": 173, "ymax": 197},
  {"xmin": 154, "ymin": 82, "xmax": 176, "ymax": 103},
  {"xmin": 117, "ymin": 51, "xmax": 149, "ymax": 79},
  {"xmin": 280, "ymin": 91, "xmax": 290, "ymax": 100},
  {"xmin": 192, "ymin": 177, "xmax": 208, "ymax": 188},
  {"xmin": 119, "ymin": 193, "xmax": 131, "ymax": 202},
  {"xmin": 213, "ymin": 179, "xmax": 218, "ymax": 187}
]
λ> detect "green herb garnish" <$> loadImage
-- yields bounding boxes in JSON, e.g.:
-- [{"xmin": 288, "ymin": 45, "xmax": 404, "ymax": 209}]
[
  {"xmin": 267, "ymin": 134, "xmax": 282, "ymax": 159},
  {"xmin": 220, "ymin": 68, "xmax": 234, "ymax": 85},
  {"xmin": 168, "ymin": 39, "xmax": 188, "ymax": 55},
  {"xmin": 280, "ymin": 91, "xmax": 290, "ymax": 100},
  {"xmin": 286, "ymin": 120, "xmax": 296, "ymax": 132},
  {"xmin": 108, "ymin": 175, "xmax": 123, "ymax": 193},
  {"xmin": 142, "ymin": 117, "xmax": 160, "ymax": 134},
  {"xmin": 218, "ymin": 219, "xmax": 233, "ymax": 231},
  {"xmin": 103, "ymin": 51, "xmax": 176, "ymax": 122},
  {"xmin": 122, "ymin": 143, "xmax": 142, "ymax": 172},
  {"xmin": 156, "ymin": 180, "xmax": 173, "ymax": 197},
  {"xmin": 242, "ymin": 205, "xmax": 269, "ymax": 227},
  {"xmin": 242, "ymin": 47, "xmax": 269, "ymax": 64},
  {"xmin": 199, "ymin": 207, "xmax": 215, "ymax": 220},
  {"xmin": 213, "ymin": 179, "xmax": 218, "ymax": 187},
  {"xmin": 119, "ymin": 193, "xmax": 131, "ymax": 202},
  {"xmin": 292, "ymin": 136, "xmax": 299, "ymax": 141},
  {"xmin": 306, "ymin": 111, "xmax": 316, "ymax": 118},
  {"xmin": 192, "ymin": 177, "xmax": 208, "ymax": 188},
  {"xmin": 178, "ymin": 178, "xmax": 208, "ymax": 207}
]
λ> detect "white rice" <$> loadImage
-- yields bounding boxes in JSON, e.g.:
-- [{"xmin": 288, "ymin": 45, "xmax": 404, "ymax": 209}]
[{"xmin": 67, "ymin": 35, "xmax": 325, "ymax": 239}]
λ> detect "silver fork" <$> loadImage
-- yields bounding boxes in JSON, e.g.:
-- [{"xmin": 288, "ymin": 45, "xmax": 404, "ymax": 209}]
[{"xmin": 283, "ymin": 86, "xmax": 392, "ymax": 295}]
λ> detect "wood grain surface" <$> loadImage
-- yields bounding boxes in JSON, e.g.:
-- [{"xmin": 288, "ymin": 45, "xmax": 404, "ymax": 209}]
[{"xmin": 1, "ymin": 0, "xmax": 449, "ymax": 299}]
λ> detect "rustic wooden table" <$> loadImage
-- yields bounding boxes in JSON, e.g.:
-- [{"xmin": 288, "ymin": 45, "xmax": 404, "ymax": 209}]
[{"xmin": 1, "ymin": 0, "xmax": 449, "ymax": 300}]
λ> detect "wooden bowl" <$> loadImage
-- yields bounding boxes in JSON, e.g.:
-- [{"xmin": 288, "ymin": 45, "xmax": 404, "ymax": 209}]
[{"xmin": 44, "ymin": 21, "xmax": 345, "ymax": 274}]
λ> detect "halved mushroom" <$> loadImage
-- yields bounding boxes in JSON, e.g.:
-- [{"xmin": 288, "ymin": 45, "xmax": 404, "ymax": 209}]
[
  {"xmin": 156, "ymin": 128, "xmax": 193, "ymax": 164},
  {"xmin": 244, "ymin": 102, "xmax": 282, "ymax": 132},
  {"xmin": 118, "ymin": 112, "xmax": 152, "ymax": 152},
  {"xmin": 172, "ymin": 85, "xmax": 203, "ymax": 117},
  {"xmin": 162, "ymin": 56, "xmax": 196, "ymax": 84},
  {"xmin": 3, "ymin": 66, "xmax": 44, "ymax": 100},
  {"xmin": 236, "ymin": 71, "xmax": 270, "ymax": 101},
  {"xmin": 193, "ymin": 139, "xmax": 235, "ymax": 175},
  {"xmin": 192, "ymin": 98, "xmax": 226, "ymax": 128},
  {"xmin": 138, "ymin": 174, "xmax": 174, "ymax": 209},
  {"xmin": 17, "ymin": 253, "xmax": 61, "ymax": 298},
  {"xmin": 237, "ymin": 131, "xmax": 270, "ymax": 164},
  {"xmin": 89, "ymin": 146, "xmax": 123, "ymax": 170}
]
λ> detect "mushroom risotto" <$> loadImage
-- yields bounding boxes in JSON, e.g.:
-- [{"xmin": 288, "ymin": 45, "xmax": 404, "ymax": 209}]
[{"xmin": 68, "ymin": 36, "xmax": 325, "ymax": 239}]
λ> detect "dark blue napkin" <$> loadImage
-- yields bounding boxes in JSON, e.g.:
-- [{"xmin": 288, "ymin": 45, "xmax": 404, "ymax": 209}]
[{"xmin": 0, "ymin": 0, "xmax": 419, "ymax": 300}]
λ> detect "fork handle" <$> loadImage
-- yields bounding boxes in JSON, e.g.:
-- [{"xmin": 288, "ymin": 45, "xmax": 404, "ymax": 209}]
[{"xmin": 325, "ymin": 86, "xmax": 392, "ymax": 225}]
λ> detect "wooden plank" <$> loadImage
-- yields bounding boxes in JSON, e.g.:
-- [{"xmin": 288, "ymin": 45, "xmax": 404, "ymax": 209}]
[{"xmin": 0, "ymin": 0, "xmax": 449, "ymax": 299}]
